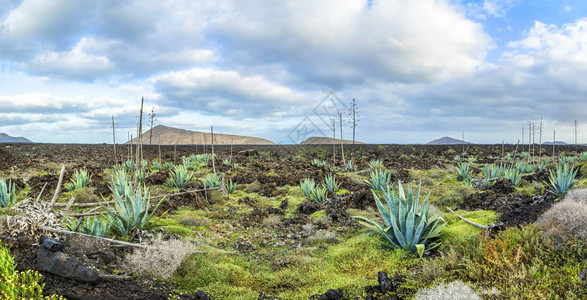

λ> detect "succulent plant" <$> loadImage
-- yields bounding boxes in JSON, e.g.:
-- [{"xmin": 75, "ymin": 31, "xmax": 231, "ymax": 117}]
[
  {"xmin": 323, "ymin": 174, "xmax": 340, "ymax": 192},
  {"xmin": 355, "ymin": 181, "xmax": 445, "ymax": 255},
  {"xmin": 300, "ymin": 178, "xmax": 316, "ymax": 198},
  {"xmin": 166, "ymin": 165, "xmax": 194, "ymax": 189},
  {"xmin": 366, "ymin": 169, "xmax": 392, "ymax": 191},
  {"xmin": 0, "ymin": 179, "xmax": 16, "ymax": 208},
  {"xmin": 547, "ymin": 163, "xmax": 581, "ymax": 197}
]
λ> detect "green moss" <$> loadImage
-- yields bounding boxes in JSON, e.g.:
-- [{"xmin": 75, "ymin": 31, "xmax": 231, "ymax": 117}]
[
  {"xmin": 174, "ymin": 233, "xmax": 416, "ymax": 299},
  {"xmin": 291, "ymin": 155, "xmax": 306, "ymax": 162},
  {"xmin": 309, "ymin": 210, "xmax": 326, "ymax": 220},
  {"xmin": 442, "ymin": 210, "xmax": 498, "ymax": 244},
  {"xmin": 335, "ymin": 188, "xmax": 349, "ymax": 195}
]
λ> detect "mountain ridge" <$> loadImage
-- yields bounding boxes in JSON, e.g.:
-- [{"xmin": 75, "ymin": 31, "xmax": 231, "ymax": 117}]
[{"xmin": 127, "ymin": 125, "xmax": 275, "ymax": 145}]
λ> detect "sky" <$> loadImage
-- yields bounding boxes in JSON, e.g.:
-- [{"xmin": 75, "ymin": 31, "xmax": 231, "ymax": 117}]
[{"xmin": 1, "ymin": 0, "xmax": 586, "ymax": 144}]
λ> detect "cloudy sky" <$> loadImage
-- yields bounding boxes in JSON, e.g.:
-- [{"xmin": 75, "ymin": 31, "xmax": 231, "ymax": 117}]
[{"xmin": 1, "ymin": 0, "xmax": 586, "ymax": 144}]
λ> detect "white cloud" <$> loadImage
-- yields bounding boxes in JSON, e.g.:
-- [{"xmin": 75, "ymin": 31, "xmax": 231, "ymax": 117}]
[{"xmin": 152, "ymin": 68, "xmax": 314, "ymax": 117}]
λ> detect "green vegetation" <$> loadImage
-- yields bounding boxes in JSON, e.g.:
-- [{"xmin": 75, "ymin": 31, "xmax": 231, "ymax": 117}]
[
  {"xmin": 63, "ymin": 216, "xmax": 111, "ymax": 238},
  {"xmin": 225, "ymin": 179, "xmax": 237, "ymax": 194},
  {"xmin": 299, "ymin": 178, "xmax": 316, "ymax": 198},
  {"xmin": 0, "ymin": 179, "xmax": 16, "ymax": 208},
  {"xmin": 323, "ymin": 174, "xmax": 340, "ymax": 192},
  {"xmin": 503, "ymin": 168, "xmax": 522, "ymax": 186},
  {"xmin": 166, "ymin": 165, "xmax": 194, "ymax": 189},
  {"xmin": 309, "ymin": 185, "xmax": 327, "ymax": 204},
  {"xmin": 456, "ymin": 163, "xmax": 472, "ymax": 182},
  {"xmin": 368, "ymin": 159, "xmax": 383, "ymax": 168},
  {"xmin": 355, "ymin": 182, "xmax": 445, "ymax": 255},
  {"xmin": 1, "ymin": 240, "xmax": 63, "ymax": 299},
  {"xmin": 204, "ymin": 174, "xmax": 221, "ymax": 188},
  {"xmin": 102, "ymin": 183, "xmax": 163, "ymax": 239},
  {"xmin": 365, "ymin": 169, "xmax": 391, "ymax": 191},
  {"xmin": 547, "ymin": 163, "xmax": 580, "ymax": 197},
  {"xmin": 65, "ymin": 169, "xmax": 92, "ymax": 191}
]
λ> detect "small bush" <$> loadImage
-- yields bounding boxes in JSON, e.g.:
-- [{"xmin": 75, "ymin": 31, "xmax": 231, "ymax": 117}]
[
  {"xmin": 122, "ymin": 238, "xmax": 195, "ymax": 279},
  {"xmin": 536, "ymin": 200, "xmax": 587, "ymax": 240},
  {"xmin": 1, "ymin": 240, "xmax": 63, "ymax": 299},
  {"xmin": 415, "ymin": 280, "xmax": 480, "ymax": 300},
  {"xmin": 562, "ymin": 188, "xmax": 587, "ymax": 203}
]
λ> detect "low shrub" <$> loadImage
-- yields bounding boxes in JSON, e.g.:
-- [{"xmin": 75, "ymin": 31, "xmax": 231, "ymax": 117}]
[
  {"xmin": 414, "ymin": 280, "xmax": 480, "ymax": 300},
  {"xmin": 562, "ymin": 188, "xmax": 587, "ymax": 203},
  {"xmin": 536, "ymin": 200, "xmax": 587, "ymax": 240},
  {"xmin": 122, "ymin": 238, "xmax": 195, "ymax": 279},
  {"xmin": 1, "ymin": 240, "xmax": 63, "ymax": 299}
]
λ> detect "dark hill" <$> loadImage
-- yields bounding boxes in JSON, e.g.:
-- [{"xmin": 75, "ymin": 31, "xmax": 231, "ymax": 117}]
[
  {"xmin": 426, "ymin": 136, "xmax": 472, "ymax": 145},
  {"xmin": 0, "ymin": 133, "xmax": 33, "ymax": 143}
]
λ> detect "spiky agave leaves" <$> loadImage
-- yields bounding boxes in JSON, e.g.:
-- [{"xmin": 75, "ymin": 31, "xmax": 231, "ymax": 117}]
[
  {"xmin": 366, "ymin": 169, "xmax": 392, "ymax": 191},
  {"xmin": 547, "ymin": 163, "xmax": 581, "ymax": 197},
  {"xmin": 354, "ymin": 181, "xmax": 445, "ymax": 255},
  {"xmin": 102, "ymin": 182, "xmax": 164, "ymax": 240},
  {"xmin": 0, "ymin": 179, "xmax": 16, "ymax": 208}
]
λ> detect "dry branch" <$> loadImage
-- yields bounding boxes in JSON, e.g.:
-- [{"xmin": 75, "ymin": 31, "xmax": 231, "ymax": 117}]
[{"xmin": 49, "ymin": 165, "xmax": 65, "ymax": 208}]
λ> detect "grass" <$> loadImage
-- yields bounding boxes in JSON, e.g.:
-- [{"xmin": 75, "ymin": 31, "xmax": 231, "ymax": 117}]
[
  {"xmin": 173, "ymin": 233, "xmax": 417, "ymax": 299},
  {"xmin": 442, "ymin": 210, "xmax": 498, "ymax": 243}
]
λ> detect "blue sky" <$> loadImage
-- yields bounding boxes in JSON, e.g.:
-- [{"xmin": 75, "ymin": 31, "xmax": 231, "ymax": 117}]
[{"xmin": 0, "ymin": 0, "xmax": 586, "ymax": 144}]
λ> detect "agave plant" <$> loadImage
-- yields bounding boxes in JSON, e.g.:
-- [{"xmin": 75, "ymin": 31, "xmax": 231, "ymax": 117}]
[
  {"xmin": 151, "ymin": 159, "xmax": 162, "ymax": 171},
  {"xmin": 204, "ymin": 173, "xmax": 221, "ymax": 188},
  {"xmin": 547, "ymin": 163, "xmax": 581, "ymax": 197},
  {"xmin": 166, "ymin": 165, "xmax": 194, "ymax": 189},
  {"xmin": 503, "ymin": 168, "xmax": 522, "ymax": 186},
  {"xmin": 344, "ymin": 161, "xmax": 355, "ymax": 171},
  {"xmin": 0, "ymin": 179, "xmax": 16, "ymax": 208},
  {"xmin": 111, "ymin": 169, "xmax": 131, "ymax": 196},
  {"xmin": 300, "ymin": 178, "xmax": 316, "ymax": 198},
  {"xmin": 135, "ymin": 168, "xmax": 146, "ymax": 183},
  {"xmin": 456, "ymin": 163, "xmax": 472, "ymax": 181},
  {"xmin": 323, "ymin": 174, "xmax": 340, "ymax": 192},
  {"xmin": 64, "ymin": 216, "xmax": 111, "ymax": 238},
  {"xmin": 312, "ymin": 159, "xmax": 328, "ymax": 167},
  {"xmin": 102, "ymin": 182, "xmax": 163, "ymax": 239},
  {"xmin": 366, "ymin": 169, "xmax": 392, "ymax": 191},
  {"xmin": 481, "ymin": 164, "xmax": 501, "ymax": 185},
  {"xmin": 515, "ymin": 162, "xmax": 534, "ymax": 174},
  {"xmin": 369, "ymin": 159, "xmax": 383, "ymax": 168},
  {"xmin": 309, "ymin": 185, "xmax": 327, "ymax": 204},
  {"xmin": 122, "ymin": 159, "xmax": 137, "ymax": 173},
  {"xmin": 66, "ymin": 169, "xmax": 92, "ymax": 191},
  {"xmin": 355, "ymin": 181, "xmax": 445, "ymax": 255}
]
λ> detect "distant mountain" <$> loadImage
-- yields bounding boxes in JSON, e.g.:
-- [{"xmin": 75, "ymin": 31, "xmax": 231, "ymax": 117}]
[
  {"xmin": 300, "ymin": 136, "xmax": 366, "ymax": 145},
  {"xmin": 426, "ymin": 136, "xmax": 472, "ymax": 145},
  {"xmin": 0, "ymin": 133, "xmax": 32, "ymax": 143},
  {"xmin": 543, "ymin": 141, "xmax": 568, "ymax": 146},
  {"xmin": 127, "ymin": 125, "xmax": 275, "ymax": 145}
]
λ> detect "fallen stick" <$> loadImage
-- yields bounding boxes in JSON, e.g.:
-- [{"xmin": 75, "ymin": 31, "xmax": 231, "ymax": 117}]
[
  {"xmin": 49, "ymin": 165, "xmax": 66, "ymax": 208},
  {"xmin": 39, "ymin": 226, "xmax": 236, "ymax": 254},
  {"xmin": 40, "ymin": 226, "xmax": 151, "ymax": 249},
  {"xmin": 62, "ymin": 196, "xmax": 77, "ymax": 215},
  {"xmin": 52, "ymin": 200, "xmax": 116, "ymax": 208},
  {"xmin": 446, "ymin": 207, "xmax": 487, "ymax": 230}
]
